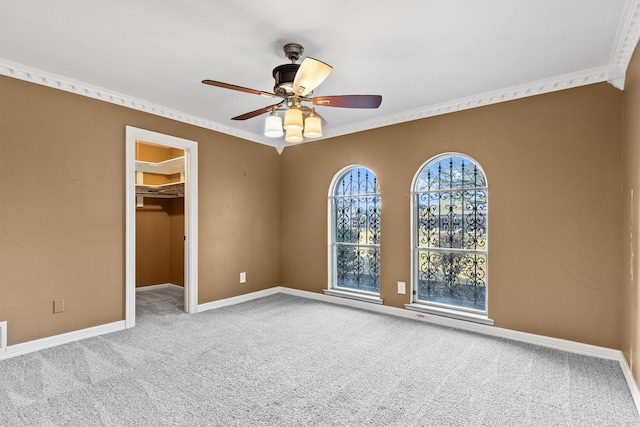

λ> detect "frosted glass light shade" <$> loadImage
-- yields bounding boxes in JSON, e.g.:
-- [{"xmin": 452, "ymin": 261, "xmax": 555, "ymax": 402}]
[
  {"xmin": 293, "ymin": 58, "xmax": 333, "ymax": 97},
  {"xmin": 284, "ymin": 107, "xmax": 303, "ymax": 131},
  {"xmin": 303, "ymin": 115, "xmax": 322, "ymax": 138},
  {"xmin": 285, "ymin": 128, "xmax": 303, "ymax": 143},
  {"xmin": 264, "ymin": 114, "xmax": 284, "ymax": 137}
]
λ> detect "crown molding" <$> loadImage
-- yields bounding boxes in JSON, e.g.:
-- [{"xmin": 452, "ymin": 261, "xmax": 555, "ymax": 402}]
[
  {"xmin": 0, "ymin": 58, "xmax": 619, "ymax": 153},
  {"xmin": 608, "ymin": 0, "xmax": 640, "ymax": 89},
  {"xmin": 0, "ymin": 59, "xmax": 272, "ymax": 148},
  {"xmin": 323, "ymin": 65, "xmax": 611, "ymax": 139}
]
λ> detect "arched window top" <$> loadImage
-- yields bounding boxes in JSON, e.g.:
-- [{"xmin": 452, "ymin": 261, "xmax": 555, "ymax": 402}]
[
  {"xmin": 334, "ymin": 166, "xmax": 379, "ymax": 197},
  {"xmin": 415, "ymin": 155, "xmax": 486, "ymax": 192}
]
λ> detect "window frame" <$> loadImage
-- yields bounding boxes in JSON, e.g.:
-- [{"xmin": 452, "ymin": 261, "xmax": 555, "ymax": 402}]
[
  {"xmin": 326, "ymin": 165, "xmax": 382, "ymax": 304},
  {"xmin": 408, "ymin": 153, "xmax": 491, "ymax": 323}
]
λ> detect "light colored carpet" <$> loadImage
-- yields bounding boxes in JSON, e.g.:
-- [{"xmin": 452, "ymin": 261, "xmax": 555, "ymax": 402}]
[{"xmin": 0, "ymin": 286, "xmax": 638, "ymax": 426}]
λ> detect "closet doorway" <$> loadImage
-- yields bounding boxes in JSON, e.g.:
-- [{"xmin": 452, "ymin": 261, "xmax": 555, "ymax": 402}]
[{"xmin": 125, "ymin": 126, "xmax": 198, "ymax": 328}]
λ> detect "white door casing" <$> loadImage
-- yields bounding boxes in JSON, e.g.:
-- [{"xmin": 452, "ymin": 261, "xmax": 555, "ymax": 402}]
[{"xmin": 125, "ymin": 126, "xmax": 199, "ymax": 327}]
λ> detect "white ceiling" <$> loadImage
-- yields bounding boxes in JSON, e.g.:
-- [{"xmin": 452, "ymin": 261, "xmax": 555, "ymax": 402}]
[{"xmin": 0, "ymin": 0, "xmax": 638, "ymax": 151}]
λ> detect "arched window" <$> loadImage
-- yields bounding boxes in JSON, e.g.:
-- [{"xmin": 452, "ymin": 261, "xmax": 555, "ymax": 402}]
[
  {"xmin": 412, "ymin": 154, "xmax": 488, "ymax": 315},
  {"xmin": 328, "ymin": 166, "xmax": 381, "ymax": 297}
]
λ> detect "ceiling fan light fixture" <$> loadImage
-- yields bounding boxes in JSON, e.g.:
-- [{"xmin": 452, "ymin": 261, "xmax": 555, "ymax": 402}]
[
  {"xmin": 263, "ymin": 111, "xmax": 284, "ymax": 138},
  {"xmin": 283, "ymin": 107, "xmax": 303, "ymax": 131},
  {"xmin": 303, "ymin": 113, "xmax": 322, "ymax": 138},
  {"xmin": 285, "ymin": 128, "xmax": 303, "ymax": 144}
]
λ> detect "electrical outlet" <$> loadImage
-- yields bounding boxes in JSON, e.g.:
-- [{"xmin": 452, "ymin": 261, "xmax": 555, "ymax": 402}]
[
  {"xmin": 397, "ymin": 281, "xmax": 406, "ymax": 294},
  {"xmin": 53, "ymin": 299, "xmax": 65, "ymax": 313},
  {"xmin": 240, "ymin": 272, "xmax": 246, "ymax": 283}
]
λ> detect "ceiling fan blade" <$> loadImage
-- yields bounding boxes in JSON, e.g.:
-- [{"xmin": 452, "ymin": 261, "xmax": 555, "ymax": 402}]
[
  {"xmin": 311, "ymin": 95, "xmax": 382, "ymax": 109},
  {"xmin": 202, "ymin": 80, "xmax": 277, "ymax": 98},
  {"xmin": 231, "ymin": 102, "xmax": 284, "ymax": 121},
  {"xmin": 292, "ymin": 58, "xmax": 333, "ymax": 97}
]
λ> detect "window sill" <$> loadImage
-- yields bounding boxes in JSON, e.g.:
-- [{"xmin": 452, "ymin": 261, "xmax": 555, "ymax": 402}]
[
  {"xmin": 405, "ymin": 303, "xmax": 494, "ymax": 325},
  {"xmin": 324, "ymin": 289, "xmax": 383, "ymax": 305}
]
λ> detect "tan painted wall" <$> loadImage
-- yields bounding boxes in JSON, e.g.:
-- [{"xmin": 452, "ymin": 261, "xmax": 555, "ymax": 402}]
[
  {"xmin": 623, "ymin": 45, "xmax": 640, "ymax": 381},
  {"xmin": 137, "ymin": 143, "xmax": 183, "ymax": 162},
  {"xmin": 136, "ymin": 199, "xmax": 172, "ymax": 287},
  {"xmin": 141, "ymin": 173, "xmax": 181, "ymax": 185},
  {"xmin": 0, "ymin": 70, "xmax": 628, "ymax": 353},
  {"xmin": 197, "ymin": 133, "xmax": 281, "ymax": 303},
  {"xmin": 0, "ymin": 75, "xmax": 281, "ymax": 345},
  {"xmin": 280, "ymin": 82, "xmax": 624, "ymax": 349},
  {"xmin": 135, "ymin": 198, "xmax": 184, "ymax": 288}
]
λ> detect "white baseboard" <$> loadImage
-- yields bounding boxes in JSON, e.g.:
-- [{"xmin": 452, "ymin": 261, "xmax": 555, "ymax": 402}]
[
  {"xmin": 136, "ymin": 283, "xmax": 183, "ymax": 292},
  {"xmin": 619, "ymin": 352, "xmax": 640, "ymax": 413},
  {"xmin": 197, "ymin": 287, "xmax": 282, "ymax": 312},
  {"xmin": 0, "ymin": 321, "xmax": 126, "ymax": 361},
  {"xmin": 279, "ymin": 287, "xmax": 619, "ymax": 359},
  {"xmin": 0, "ymin": 321, "xmax": 7, "ymax": 353}
]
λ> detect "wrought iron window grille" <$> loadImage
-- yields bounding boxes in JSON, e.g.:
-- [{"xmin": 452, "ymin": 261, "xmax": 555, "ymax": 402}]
[
  {"xmin": 330, "ymin": 167, "xmax": 381, "ymax": 295},
  {"xmin": 413, "ymin": 155, "xmax": 488, "ymax": 314}
]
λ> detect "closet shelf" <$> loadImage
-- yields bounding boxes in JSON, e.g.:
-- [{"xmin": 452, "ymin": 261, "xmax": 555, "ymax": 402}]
[
  {"xmin": 136, "ymin": 182, "xmax": 185, "ymax": 198},
  {"xmin": 135, "ymin": 155, "xmax": 185, "ymax": 199},
  {"xmin": 135, "ymin": 156, "xmax": 184, "ymax": 175}
]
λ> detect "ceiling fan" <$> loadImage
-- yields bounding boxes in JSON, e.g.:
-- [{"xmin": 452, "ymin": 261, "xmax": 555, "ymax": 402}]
[{"xmin": 202, "ymin": 43, "xmax": 382, "ymax": 143}]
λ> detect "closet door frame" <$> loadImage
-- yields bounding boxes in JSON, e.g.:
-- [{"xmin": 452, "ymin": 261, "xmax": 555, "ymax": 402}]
[{"xmin": 125, "ymin": 126, "xmax": 199, "ymax": 328}]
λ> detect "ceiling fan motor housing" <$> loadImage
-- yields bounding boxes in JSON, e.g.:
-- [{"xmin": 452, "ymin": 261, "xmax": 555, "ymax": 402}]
[{"xmin": 272, "ymin": 63, "xmax": 300, "ymax": 97}]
